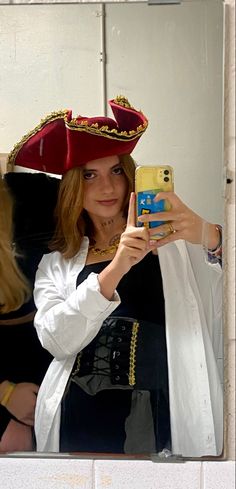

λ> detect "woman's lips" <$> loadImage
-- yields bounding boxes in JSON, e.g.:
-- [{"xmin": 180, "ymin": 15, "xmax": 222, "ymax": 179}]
[{"xmin": 96, "ymin": 199, "xmax": 118, "ymax": 206}]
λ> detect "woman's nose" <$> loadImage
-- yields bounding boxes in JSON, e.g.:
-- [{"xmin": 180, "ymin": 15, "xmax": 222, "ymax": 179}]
[{"xmin": 101, "ymin": 175, "xmax": 114, "ymax": 193}]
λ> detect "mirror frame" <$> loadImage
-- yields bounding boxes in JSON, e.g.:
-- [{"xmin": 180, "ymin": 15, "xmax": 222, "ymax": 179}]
[{"xmin": 0, "ymin": 0, "xmax": 234, "ymax": 464}]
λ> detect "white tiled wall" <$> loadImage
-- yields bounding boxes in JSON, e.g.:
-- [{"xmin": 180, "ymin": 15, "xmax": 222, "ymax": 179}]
[
  {"xmin": 0, "ymin": 457, "xmax": 235, "ymax": 489},
  {"xmin": 93, "ymin": 460, "xmax": 201, "ymax": 489},
  {"xmin": 0, "ymin": 458, "xmax": 94, "ymax": 489},
  {"xmin": 203, "ymin": 462, "xmax": 236, "ymax": 489}
]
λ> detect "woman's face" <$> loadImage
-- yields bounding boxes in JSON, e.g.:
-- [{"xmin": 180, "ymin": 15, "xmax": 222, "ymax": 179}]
[{"xmin": 82, "ymin": 155, "xmax": 128, "ymax": 222}]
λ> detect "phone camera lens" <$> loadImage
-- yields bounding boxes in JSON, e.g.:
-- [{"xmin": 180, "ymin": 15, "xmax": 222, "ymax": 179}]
[
  {"xmin": 164, "ymin": 177, "xmax": 169, "ymax": 182},
  {"xmin": 164, "ymin": 170, "xmax": 169, "ymax": 175}
]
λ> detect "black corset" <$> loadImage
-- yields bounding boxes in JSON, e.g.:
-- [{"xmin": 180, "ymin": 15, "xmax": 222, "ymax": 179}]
[{"xmin": 72, "ymin": 316, "xmax": 169, "ymax": 392}]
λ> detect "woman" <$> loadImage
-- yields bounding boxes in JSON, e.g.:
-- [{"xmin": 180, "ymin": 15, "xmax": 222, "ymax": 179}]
[
  {"xmin": 7, "ymin": 96, "xmax": 223, "ymax": 457},
  {"xmin": 0, "ymin": 175, "xmax": 37, "ymax": 451},
  {"xmin": 0, "ymin": 173, "xmax": 55, "ymax": 452}
]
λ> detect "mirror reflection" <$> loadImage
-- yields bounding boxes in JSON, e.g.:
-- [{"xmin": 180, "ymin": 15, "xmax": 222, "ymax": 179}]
[{"xmin": 0, "ymin": 0, "xmax": 224, "ymax": 458}]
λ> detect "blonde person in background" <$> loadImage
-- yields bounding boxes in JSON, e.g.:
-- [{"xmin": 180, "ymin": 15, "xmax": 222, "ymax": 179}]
[{"xmin": 0, "ymin": 174, "xmax": 53, "ymax": 452}]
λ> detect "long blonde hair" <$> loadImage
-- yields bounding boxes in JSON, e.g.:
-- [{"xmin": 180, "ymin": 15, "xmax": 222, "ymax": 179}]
[
  {"xmin": 50, "ymin": 154, "xmax": 135, "ymax": 258},
  {"xmin": 0, "ymin": 176, "xmax": 30, "ymax": 314}
]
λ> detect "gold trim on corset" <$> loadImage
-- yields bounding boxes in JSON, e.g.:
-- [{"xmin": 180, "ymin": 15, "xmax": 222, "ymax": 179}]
[
  {"xmin": 128, "ymin": 321, "xmax": 139, "ymax": 386},
  {"xmin": 72, "ymin": 351, "xmax": 82, "ymax": 377}
]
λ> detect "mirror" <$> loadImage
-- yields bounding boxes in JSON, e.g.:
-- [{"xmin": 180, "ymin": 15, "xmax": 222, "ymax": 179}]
[{"xmin": 0, "ymin": 0, "xmax": 224, "ymax": 459}]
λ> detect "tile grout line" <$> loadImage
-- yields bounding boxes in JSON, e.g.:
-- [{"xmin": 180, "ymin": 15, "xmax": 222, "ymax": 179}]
[
  {"xmin": 92, "ymin": 459, "xmax": 96, "ymax": 489},
  {"xmin": 200, "ymin": 462, "xmax": 205, "ymax": 489}
]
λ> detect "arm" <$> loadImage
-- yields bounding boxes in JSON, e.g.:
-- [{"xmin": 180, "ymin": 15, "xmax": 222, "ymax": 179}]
[
  {"xmin": 0, "ymin": 380, "xmax": 39, "ymax": 426},
  {"xmin": 0, "ymin": 418, "xmax": 33, "ymax": 452},
  {"xmin": 33, "ymin": 258, "xmax": 120, "ymax": 360}
]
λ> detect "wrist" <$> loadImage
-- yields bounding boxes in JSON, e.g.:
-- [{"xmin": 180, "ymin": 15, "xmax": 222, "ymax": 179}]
[
  {"xmin": 0, "ymin": 381, "xmax": 16, "ymax": 407},
  {"xmin": 207, "ymin": 224, "xmax": 222, "ymax": 253},
  {"xmin": 204, "ymin": 224, "xmax": 222, "ymax": 265},
  {"xmin": 98, "ymin": 259, "xmax": 124, "ymax": 301},
  {"xmin": 0, "ymin": 381, "xmax": 11, "ymax": 402},
  {"xmin": 107, "ymin": 254, "xmax": 130, "ymax": 287}
]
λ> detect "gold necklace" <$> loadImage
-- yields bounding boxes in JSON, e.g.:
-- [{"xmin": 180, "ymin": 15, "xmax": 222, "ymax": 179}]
[
  {"xmin": 89, "ymin": 238, "xmax": 120, "ymax": 256},
  {"xmin": 89, "ymin": 225, "xmax": 126, "ymax": 256}
]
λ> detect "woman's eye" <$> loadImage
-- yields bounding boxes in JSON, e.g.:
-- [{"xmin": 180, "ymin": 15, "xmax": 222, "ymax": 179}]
[
  {"xmin": 112, "ymin": 167, "xmax": 123, "ymax": 175},
  {"xmin": 83, "ymin": 172, "xmax": 95, "ymax": 180}
]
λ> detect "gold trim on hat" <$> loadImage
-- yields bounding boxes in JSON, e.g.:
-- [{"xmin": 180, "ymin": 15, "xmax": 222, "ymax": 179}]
[
  {"xmin": 113, "ymin": 95, "xmax": 145, "ymax": 118},
  {"xmin": 7, "ymin": 110, "xmax": 68, "ymax": 170},
  {"xmin": 114, "ymin": 95, "xmax": 134, "ymax": 109},
  {"xmin": 66, "ymin": 95, "xmax": 148, "ymax": 140},
  {"xmin": 65, "ymin": 119, "xmax": 148, "ymax": 141}
]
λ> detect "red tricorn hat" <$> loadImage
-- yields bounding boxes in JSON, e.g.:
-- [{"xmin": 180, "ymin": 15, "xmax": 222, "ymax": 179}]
[{"xmin": 7, "ymin": 96, "xmax": 148, "ymax": 175}]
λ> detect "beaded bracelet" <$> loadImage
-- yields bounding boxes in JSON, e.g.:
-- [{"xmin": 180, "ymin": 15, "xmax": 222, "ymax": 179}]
[
  {"xmin": 0, "ymin": 382, "xmax": 16, "ymax": 407},
  {"xmin": 207, "ymin": 225, "xmax": 222, "ymax": 264}
]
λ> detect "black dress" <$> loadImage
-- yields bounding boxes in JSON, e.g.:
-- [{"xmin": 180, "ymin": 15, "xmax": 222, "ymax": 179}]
[{"xmin": 60, "ymin": 252, "xmax": 171, "ymax": 454}]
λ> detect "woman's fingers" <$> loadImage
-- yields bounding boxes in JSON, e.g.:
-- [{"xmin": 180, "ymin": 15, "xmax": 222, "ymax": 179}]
[
  {"xmin": 149, "ymin": 222, "xmax": 179, "ymax": 238},
  {"xmin": 154, "ymin": 191, "xmax": 181, "ymax": 206},
  {"xmin": 124, "ymin": 236, "xmax": 156, "ymax": 251},
  {"xmin": 155, "ymin": 233, "xmax": 181, "ymax": 248},
  {"xmin": 137, "ymin": 191, "xmax": 206, "ymax": 245},
  {"xmin": 126, "ymin": 192, "xmax": 136, "ymax": 228},
  {"xmin": 137, "ymin": 192, "xmax": 182, "ymax": 223},
  {"xmin": 138, "ymin": 211, "xmax": 180, "ymax": 223},
  {"xmin": 126, "ymin": 190, "xmax": 205, "ymax": 247}
]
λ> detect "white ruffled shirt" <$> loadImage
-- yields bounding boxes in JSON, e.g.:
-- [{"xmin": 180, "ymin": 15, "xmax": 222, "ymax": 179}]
[{"xmin": 33, "ymin": 237, "xmax": 223, "ymax": 456}]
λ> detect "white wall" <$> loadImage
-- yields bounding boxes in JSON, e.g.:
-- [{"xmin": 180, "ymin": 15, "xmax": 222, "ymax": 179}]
[
  {"xmin": 0, "ymin": 4, "xmax": 102, "ymax": 140},
  {"xmin": 0, "ymin": 1, "xmax": 224, "ymax": 223},
  {"xmin": 106, "ymin": 1, "xmax": 224, "ymax": 223}
]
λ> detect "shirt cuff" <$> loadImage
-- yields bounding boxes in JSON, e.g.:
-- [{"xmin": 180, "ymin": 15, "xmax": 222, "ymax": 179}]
[{"xmin": 74, "ymin": 272, "xmax": 120, "ymax": 321}]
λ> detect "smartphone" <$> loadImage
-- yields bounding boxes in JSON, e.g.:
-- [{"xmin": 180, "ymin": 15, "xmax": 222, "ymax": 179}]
[{"xmin": 135, "ymin": 165, "xmax": 174, "ymax": 239}]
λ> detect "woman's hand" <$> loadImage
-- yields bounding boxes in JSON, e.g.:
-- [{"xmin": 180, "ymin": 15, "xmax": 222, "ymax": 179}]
[
  {"xmin": 98, "ymin": 193, "xmax": 156, "ymax": 300},
  {"xmin": 6, "ymin": 382, "xmax": 39, "ymax": 426},
  {"xmin": 0, "ymin": 419, "xmax": 33, "ymax": 453},
  {"xmin": 113, "ymin": 192, "xmax": 157, "ymax": 275},
  {"xmin": 138, "ymin": 192, "xmax": 220, "ymax": 249}
]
